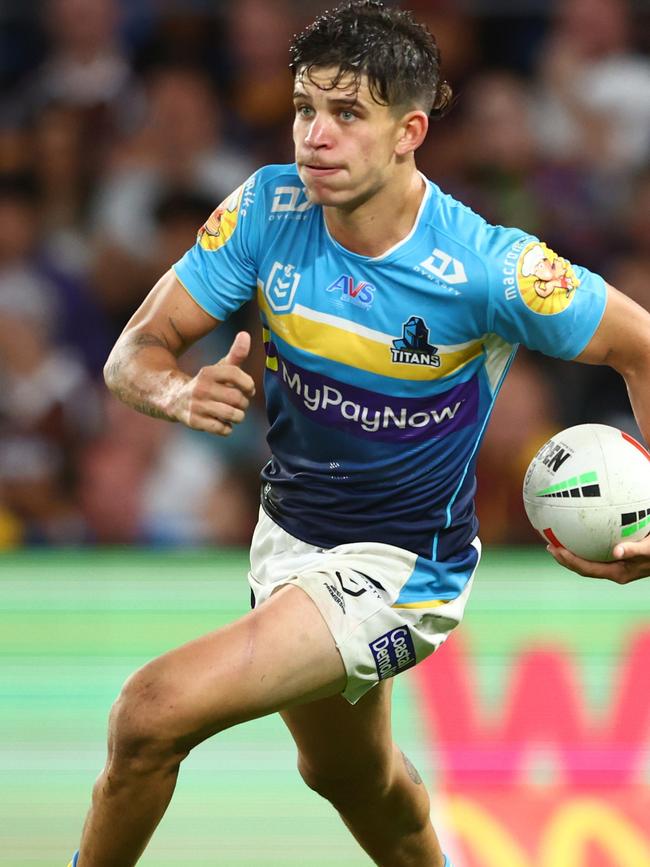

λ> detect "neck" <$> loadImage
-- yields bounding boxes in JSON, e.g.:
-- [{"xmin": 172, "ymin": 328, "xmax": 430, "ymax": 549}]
[{"xmin": 323, "ymin": 166, "xmax": 426, "ymax": 258}]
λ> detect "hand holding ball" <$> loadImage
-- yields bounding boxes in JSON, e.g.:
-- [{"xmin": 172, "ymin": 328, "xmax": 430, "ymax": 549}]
[{"xmin": 523, "ymin": 424, "xmax": 650, "ymax": 562}]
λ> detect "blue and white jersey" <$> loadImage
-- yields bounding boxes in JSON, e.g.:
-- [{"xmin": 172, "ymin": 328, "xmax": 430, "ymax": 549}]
[{"xmin": 174, "ymin": 163, "xmax": 606, "ymax": 576}]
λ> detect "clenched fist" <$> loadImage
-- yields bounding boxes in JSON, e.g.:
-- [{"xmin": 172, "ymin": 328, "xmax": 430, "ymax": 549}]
[{"xmin": 174, "ymin": 331, "xmax": 256, "ymax": 436}]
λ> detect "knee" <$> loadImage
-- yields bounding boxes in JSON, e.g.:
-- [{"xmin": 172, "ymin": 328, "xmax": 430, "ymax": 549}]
[
  {"xmin": 297, "ymin": 751, "xmax": 432, "ymax": 837},
  {"xmin": 297, "ymin": 754, "xmax": 391, "ymax": 808},
  {"xmin": 106, "ymin": 664, "xmax": 193, "ymax": 775}
]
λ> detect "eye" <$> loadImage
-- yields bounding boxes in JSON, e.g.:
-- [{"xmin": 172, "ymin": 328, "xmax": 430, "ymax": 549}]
[
  {"xmin": 296, "ymin": 105, "xmax": 314, "ymax": 118},
  {"xmin": 339, "ymin": 109, "xmax": 356, "ymax": 122}
]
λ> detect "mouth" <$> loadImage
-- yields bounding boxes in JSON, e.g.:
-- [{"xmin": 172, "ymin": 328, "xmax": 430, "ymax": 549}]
[{"xmin": 302, "ymin": 164, "xmax": 343, "ymax": 177}]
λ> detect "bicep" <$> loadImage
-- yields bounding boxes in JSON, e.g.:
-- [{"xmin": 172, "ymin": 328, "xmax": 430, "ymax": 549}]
[
  {"xmin": 119, "ymin": 269, "xmax": 222, "ymax": 356},
  {"xmin": 575, "ymin": 283, "xmax": 650, "ymax": 375}
]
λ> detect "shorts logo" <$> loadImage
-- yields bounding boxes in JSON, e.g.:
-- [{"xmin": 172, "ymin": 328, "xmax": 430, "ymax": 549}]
[
  {"xmin": 325, "ymin": 274, "xmax": 375, "ymax": 309},
  {"xmin": 418, "ymin": 247, "xmax": 467, "ymax": 285},
  {"xmin": 391, "ymin": 317, "xmax": 440, "ymax": 367},
  {"xmin": 370, "ymin": 627, "xmax": 416, "ymax": 680},
  {"xmin": 517, "ymin": 241, "xmax": 579, "ymax": 315},
  {"xmin": 324, "ymin": 582, "xmax": 346, "ymax": 613},
  {"xmin": 335, "ymin": 570, "xmax": 385, "ymax": 598},
  {"xmin": 264, "ymin": 262, "xmax": 302, "ymax": 313},
  {"xmin": 197, "ymin": 186, "xmax": 242, "ymax": 251}
]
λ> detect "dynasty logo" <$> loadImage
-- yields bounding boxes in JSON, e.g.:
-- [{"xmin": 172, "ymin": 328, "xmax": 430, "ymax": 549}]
[{"xmin": 391, "ymin": 317, "xmax": 440, "ymax": 367}]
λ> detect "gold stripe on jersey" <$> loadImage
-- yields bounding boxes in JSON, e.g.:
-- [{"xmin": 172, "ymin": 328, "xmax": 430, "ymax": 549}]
[
  {"xmin": 258, "ymin": 289, "xmax": 484, "ymax": 381},
  {"xmin": 262, "ymin": 326, "xmax": 278, "ymax": 370},
  {"xmin": 392, "ymin": 599, "xmax": 448, "ymax": 609}
]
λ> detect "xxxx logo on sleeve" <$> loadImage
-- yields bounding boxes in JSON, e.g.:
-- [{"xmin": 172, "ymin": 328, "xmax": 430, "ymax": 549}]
[
  {"xmin": 197, "ymin": 185, "xmax": 243, "ymax": 251},
  {"xmin": 517, "ymin": 241, "xmax": 580, "ymax": 315}
]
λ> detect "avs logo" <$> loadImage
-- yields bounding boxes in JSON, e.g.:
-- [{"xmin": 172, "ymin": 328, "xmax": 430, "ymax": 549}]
[
  {"xmin": 370, "ymin": 627, "xmax": 416, "ymax": 680},
  {"xmin": 270, "ymin": 185, "xmax": 312, "ymax": 220},
  {"xmin": 264, "ymin": 262, "xmax": 301, "ymax": 313},
  {"xmin": 391, "ymin": 317, "xmax": 440, "ymax": 367},
  {"xmin": 418, "ymin": 247, "xmax": 467, "ymax": 286},
  {"xmin": 326, "ymin": 274, "xmax": 375, "ymax": 309}
]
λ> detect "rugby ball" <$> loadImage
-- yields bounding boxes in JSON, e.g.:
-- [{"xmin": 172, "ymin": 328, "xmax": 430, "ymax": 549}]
[{"xmin": 522, "ymin": 424, "xmax": 650, "ymax": 561}]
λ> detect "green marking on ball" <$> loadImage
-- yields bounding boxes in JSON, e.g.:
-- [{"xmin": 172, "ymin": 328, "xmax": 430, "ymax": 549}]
[{"xmin": 535, "ymin": 471, "xmax": 600, "ymax": 498}]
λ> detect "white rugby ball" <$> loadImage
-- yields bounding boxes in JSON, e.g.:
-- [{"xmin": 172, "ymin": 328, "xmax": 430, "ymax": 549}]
[{"xmin": 523, "ymin": 423, "xmax": 650, "ymax": 561}]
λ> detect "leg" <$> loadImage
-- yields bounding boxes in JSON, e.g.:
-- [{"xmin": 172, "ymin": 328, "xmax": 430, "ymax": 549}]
[
  {"xmin": 282, "ymin": 682, "xmax": 446, "ymax": 867},
  {"xmin": 77, "ymin": 585, "xmax": 346, "ymax": 867}
]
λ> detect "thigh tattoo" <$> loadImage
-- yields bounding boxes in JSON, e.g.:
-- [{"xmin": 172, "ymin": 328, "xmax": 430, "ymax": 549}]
[{"xmin": 401, "ymin": 750, "xmax": 423, "ymax": 785}]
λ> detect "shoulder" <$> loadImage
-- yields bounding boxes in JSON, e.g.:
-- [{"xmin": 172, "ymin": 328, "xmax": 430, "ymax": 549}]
[
  {"xmin": 231, "ymin": 163, "xmax": 313, "ymax": 233},
  {"xmin": 247, "ymin": 163, "xmax": 308, "ymax": 207},
  {"xmin": 420, "ymin": 179, "xmax": 530, "ymax": 289},
  {"xmin": 428, "ymin": 181, "xmax": 528, "ymax": 259}
]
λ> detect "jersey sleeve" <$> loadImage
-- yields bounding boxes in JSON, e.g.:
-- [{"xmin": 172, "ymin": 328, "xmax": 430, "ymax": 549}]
[
  {"xmin": 485, "ymin": 230, "xmax": 607, "ymax": 360},
  {"xmin": 172, "ymin": 172, "xmax": 260, "ymax": 321}
]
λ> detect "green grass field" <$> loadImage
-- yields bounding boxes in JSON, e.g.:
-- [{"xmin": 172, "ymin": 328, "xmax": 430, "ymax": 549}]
[{"xmin": 1, "ymin": 547, "xmax": 648, "ymax": 866}]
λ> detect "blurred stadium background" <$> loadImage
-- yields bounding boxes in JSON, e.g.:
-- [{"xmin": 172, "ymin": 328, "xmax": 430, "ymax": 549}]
[{"xmin": 0, "ymin": 1, "xmax": 648, "ymax": 865}]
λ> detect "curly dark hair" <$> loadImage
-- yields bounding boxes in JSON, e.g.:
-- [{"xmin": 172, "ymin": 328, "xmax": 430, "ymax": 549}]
[{"xmin": 289, "ymin": 1, "xmax": 452, "ymax": 119}]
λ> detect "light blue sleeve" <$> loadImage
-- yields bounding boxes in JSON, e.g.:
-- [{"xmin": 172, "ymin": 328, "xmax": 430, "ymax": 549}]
[
  {"xmin": 172, "ymin": 171, "xmax": 261, "ymax": 321},
  {"xmin": 484, "ymin": 228, "xmax": 607, "ymax": 360}
]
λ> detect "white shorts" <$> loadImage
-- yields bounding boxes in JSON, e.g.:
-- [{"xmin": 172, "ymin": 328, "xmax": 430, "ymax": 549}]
[{"xmin": 248, "ymin": 510, "xmax": 480, "ymax": 704}]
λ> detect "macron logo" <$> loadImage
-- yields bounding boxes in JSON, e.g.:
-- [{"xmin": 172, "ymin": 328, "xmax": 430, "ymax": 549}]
[{"xmin": 420, "ymin": 248, "xmax": 467, "ymax": 285}]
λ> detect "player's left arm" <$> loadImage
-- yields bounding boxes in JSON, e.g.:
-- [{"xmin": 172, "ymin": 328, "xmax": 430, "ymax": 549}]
[{"xmin": 548, "ymin": 283, "xmax": 650, "ymax": 583}]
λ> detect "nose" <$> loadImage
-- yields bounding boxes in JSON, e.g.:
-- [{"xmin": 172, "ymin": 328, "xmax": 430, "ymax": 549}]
[{"xmin": 304, "ymin": 115, "xmax": 331, "ymax": 149}]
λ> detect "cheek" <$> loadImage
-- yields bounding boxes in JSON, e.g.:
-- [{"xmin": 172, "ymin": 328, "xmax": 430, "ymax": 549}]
[
  {"xmin": 363, "ymin": 124, "xmax": 396, "ymax": 162},
  {"xmin": 356, "ymin": 137, "xmax": 382, "ymax": 167}
]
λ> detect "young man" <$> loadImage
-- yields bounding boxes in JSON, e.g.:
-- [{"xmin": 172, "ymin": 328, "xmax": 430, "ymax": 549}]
[{"xmin": 68, "ymin": 3, "xmax": 650, "ymax": 865}]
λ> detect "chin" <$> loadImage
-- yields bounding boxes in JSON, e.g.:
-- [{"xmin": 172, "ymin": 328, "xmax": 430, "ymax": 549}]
[
  {"xmin": 305, "ymin": 188, "xmax": 337, "ymax": 206},
  {"xmin": 302, "ymin": 186, "xmax": 334, "ymax": 207},
  {"xmin": 304, "ymin": 181, "xmax": 358, "ymax": 209}
]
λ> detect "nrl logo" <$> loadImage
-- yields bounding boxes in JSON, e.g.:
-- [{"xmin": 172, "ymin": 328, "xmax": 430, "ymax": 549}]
[{"xmin": 264, "ymin": 262, "xmax": 302, "ymax": 313}]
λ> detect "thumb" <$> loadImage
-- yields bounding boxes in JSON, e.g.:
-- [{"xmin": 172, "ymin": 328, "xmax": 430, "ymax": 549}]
[
  {"xmin": 219, "ymin": 331, "xmax": 251, "ymax": 368},
  {"xmin": 612, "ymin": 541, "xmax": 640, "ymax": 560}
]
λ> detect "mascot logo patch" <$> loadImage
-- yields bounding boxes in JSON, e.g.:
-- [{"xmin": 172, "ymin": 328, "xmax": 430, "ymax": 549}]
[
  {"xmin": 197, "ymin": 186, "xmax": 242, "ymax": 251},
  {"xmin": 517, "ymin": 241, "xmax": 579, "ymax": 315}
]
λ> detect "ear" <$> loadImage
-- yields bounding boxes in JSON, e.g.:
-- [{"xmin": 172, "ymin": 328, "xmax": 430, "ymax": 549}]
[{"xmin": 394, "ymin": 110, "xmax": 429, "ymax": 156}]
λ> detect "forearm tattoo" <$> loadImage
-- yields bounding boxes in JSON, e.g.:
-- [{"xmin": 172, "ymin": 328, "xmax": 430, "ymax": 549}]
[
  {"xmin": 106, "ymin": 331, "xmax": 170, "ymax": 377},
  {"xmin": 105, "ymin": 331, "xmax": 177, "ymax": 421}
]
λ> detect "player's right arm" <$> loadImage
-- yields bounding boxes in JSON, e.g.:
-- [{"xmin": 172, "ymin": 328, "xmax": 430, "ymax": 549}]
[{"xmin": 103, "ymin": 269, "xmax": 255, "ymax": 437}]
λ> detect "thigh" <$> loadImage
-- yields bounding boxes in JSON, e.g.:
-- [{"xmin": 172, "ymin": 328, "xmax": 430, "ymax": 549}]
[
  {"xmin": 281, "ymin": 680, "xmax": 395, "ymax": 781},
  {"xmin": 121, "ymin": 585, "xmax": 347, "ymax": 745}
]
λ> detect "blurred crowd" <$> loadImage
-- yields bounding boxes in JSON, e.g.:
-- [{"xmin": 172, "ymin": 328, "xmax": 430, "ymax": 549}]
[{"xmin": 0, "ymin": 0, "xmax": 648, "ymax": 548}]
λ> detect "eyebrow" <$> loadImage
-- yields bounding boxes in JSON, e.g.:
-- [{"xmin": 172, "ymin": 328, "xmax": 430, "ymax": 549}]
[{"xmin": 292, "ymin": 90, "xmax": 367, "ymax": 109}]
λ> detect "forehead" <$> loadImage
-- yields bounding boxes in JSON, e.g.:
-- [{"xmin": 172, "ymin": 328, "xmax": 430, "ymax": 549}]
[{"xmin": 294, "ymin": 65, "xmax": 375, "ymax": 104}]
